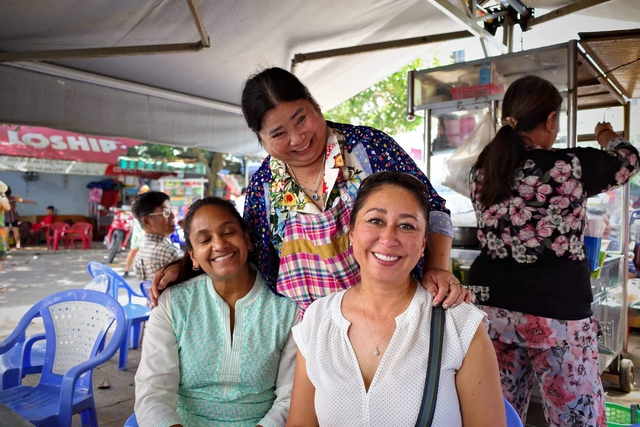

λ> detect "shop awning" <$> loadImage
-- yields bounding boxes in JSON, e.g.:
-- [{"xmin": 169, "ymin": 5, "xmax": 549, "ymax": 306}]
[
  {"xmin": 0, "ymin": 155, "xmax": 172, "ymax": 179},
  {"xmin": 579, "ymin": 29, "xmax": 640, "ymax": 99},
  {"xmin": 117, "ymin": 156, "xmax": 207, "ymax": 175},
  {"xmin": 0, "ymin": 124, "xmax": 143, "ymax": 163},
  {"xmin": 0, "ymin": 0, "xmax": 637, "ymax": 156}
]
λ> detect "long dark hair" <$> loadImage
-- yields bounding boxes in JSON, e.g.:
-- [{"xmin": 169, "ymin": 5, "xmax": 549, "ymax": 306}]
[
  {"xmin": 474, "ymin": 75, "xmax": 562, "ymax": 206},
  {"xmin": 169, "ymin": 197, "xmax": 249, "ymax": 285},
  {"xmin": 241, "ymin": 67, "xmax": 321, "ymax": 143}
]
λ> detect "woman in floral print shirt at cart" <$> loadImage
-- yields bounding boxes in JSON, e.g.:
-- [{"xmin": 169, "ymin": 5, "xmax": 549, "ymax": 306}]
[
  {"xmin": 151, "ymin": 67, "xmax": 469, "ymax": 312},
  {"xmin": 468, "ymin": 75, "xmax": 640, "ymax": 427}
]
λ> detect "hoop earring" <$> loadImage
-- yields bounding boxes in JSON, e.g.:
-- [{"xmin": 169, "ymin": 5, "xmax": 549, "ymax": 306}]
[{"xmin": 192, "ymin": 265, "xmax": 200, "ymax": 271}]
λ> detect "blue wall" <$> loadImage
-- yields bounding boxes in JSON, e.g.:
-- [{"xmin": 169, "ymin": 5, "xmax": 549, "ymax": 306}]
[{"xmin": 0, "ymin": 171, "xmax": 105, "ymax": 216}]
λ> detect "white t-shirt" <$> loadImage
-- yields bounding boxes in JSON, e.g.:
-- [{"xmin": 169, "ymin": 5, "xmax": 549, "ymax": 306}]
[{"xmin": 292, "ymin": 285, "xmax": 486, "ymax": 427}]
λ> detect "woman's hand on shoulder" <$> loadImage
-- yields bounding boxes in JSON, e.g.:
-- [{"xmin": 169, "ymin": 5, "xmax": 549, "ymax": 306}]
[
  {"xmin": 421, "ymin": 268, "xmax": 470, "ymax": 309},
  {"xmin": 149, "ymin": 264, "xmax": 180, "ymax": 308}
]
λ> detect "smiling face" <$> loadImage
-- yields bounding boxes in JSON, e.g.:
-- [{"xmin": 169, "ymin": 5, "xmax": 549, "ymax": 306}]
[
  {"xmin": 258, "ymin": 99, "xmax": 328, "ymax": 168},
  {"xmin": 187, "ymin": 204, "xmax": 251, "ymax": 282},
  {"xmin": 349, "ymin": 185, "xmax": 428, "ymax": 286},
  {"xmin": 142, "ymin": 200, "xmax": 176, "ymax": 238}
]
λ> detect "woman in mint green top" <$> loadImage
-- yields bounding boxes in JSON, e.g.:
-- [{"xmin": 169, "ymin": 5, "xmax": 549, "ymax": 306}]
[{"xmin": 135, "ymin": 197, "xmax": 299, "ymax": 427}]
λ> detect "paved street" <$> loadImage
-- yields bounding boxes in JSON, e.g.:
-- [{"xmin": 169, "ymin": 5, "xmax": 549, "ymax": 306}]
[{"xmin": 0, "ymin": 245, "xmax": 139, "ymax": 427}]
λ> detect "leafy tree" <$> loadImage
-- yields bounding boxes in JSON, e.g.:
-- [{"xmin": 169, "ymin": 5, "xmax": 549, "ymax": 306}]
[
  {"xmin": 127, "ymin": 143, "xmax": 183, "ymax": 159},
  {"xmin": 127, "ymin": 143, "xmax": 227, "ymax": 196},
  {"xmin": 324, "ymin": 52, "xmax": 447, "ymax": 136}
]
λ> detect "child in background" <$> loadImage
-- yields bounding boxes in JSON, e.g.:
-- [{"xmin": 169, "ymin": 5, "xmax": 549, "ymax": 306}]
[
  {"xmin": 0, "ymin": 182, "xmax": 11, "ymax": 291},
  {"xmin": 132, "ymin": 191, "xmax": 182, "ymax": 281},
  {"xmin": 32, "ymin": 205, "xmax": 55, "ymax": 233}
]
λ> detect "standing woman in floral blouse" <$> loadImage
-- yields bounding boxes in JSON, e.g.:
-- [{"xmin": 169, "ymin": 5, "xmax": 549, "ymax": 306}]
[
  {"xmin": 151, "ymin": 67, "xmax": 468, "ymax": 312},
  {"xmin": 468, "ymin": 75, "xmax": 640, "ymax": 427}
]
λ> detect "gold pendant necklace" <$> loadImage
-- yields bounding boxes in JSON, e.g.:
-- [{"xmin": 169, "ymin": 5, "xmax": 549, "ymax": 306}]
[
  {"xmin": 286, "ymin": 155, "xmax": 326, "ymax": 202},
  {"xmin": 361, "ymin": 290, "xmax": 412, "ymax": 356}
]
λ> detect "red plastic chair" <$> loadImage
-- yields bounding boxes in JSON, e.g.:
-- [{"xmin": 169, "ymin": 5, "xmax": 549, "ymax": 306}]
[
  {"xmin": 46, "ymin": 222, "xmax": 69, "ymax": 251},
  {"xmin": 64, "ymin": 222, "xmax": 93, "ymax": 250}
]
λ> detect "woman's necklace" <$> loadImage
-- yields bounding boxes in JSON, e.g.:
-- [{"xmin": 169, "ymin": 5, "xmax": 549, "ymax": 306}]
[
  {"xmin": 361, "ymin": 290, "xmax": 412, "ymax": 356},
  {"xmin": 286, "ymin": 155, "xmax": 326, "ymax": 201}
]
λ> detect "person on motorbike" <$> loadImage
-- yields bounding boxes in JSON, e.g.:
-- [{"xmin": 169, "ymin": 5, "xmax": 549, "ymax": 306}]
[
  {"xmin": 132, "ymin": 191, "xmax": 183, "ymax": 281},
  {"xmin": 123, "ymin": 184, "xmax": 150, "ymax": 278}
]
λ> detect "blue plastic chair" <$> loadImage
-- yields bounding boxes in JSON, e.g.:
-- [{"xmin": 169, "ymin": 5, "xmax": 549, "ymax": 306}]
[
  {"xmin": 139, "ymin": 281, "xmax": 152, "ymax": 301},
  {"xmin": 0, "ymin": 276, "xmax": 111, "ymax": 391},
  {"xmin": 0, "ymin": 289, "xmax": 126, "ymax": 427},
  {"xmin": 0, "ymin": 328, "xmax": 46, "ymax": 390},
  {"xmin": 124, "ymin": 413, "xmax": 138, "ymax": 426},
  {"xmin": 87, "ymin": 262, "xmax": 151, "ymax": 370},
  {"xmin": 504, "ymin": 397, "xmax": 523, "ymax": 427}
]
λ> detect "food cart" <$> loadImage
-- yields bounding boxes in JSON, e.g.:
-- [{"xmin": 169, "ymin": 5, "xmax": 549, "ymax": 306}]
[
  {"xmin": 159, "ymin": 178, "xmax": 207, "ymax": 219},
  {"xmin": 407, "ymin": 32, "xmax": 640, "ymax": 392}
]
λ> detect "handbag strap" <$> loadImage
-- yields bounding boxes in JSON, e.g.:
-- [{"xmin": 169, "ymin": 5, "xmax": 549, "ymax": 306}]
[{"xmin": 415, "ymin": 305, "xmax": 446, "ymax": 427}]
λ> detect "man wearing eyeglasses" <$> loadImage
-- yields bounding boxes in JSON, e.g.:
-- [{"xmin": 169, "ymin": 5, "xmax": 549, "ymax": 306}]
[{"xmin": 131, "ymin": 191, "xmax": 183, "ymax": 281}]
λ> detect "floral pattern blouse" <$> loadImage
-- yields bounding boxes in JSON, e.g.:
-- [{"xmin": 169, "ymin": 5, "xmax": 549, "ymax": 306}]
[
  {"xmin": 244, "ymin": 121, "xmax": 452, "ymax": 296},
  {"xmin": 468, "ymin": 137, "xmax": 639, "ymax": 320}
]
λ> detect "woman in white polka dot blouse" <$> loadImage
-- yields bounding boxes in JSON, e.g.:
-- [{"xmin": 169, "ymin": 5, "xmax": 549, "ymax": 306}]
[{"xmin": 287, "ymin": 172, "xmax": 505, "ymax": 427}]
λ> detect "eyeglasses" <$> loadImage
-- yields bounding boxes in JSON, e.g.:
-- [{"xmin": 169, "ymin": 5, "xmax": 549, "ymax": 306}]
[
  {"xmin": 147, "ymin": 208, "xmax": 175, "ymax": 219},
  {"xmin": 360, "ymin": 171, "xmax": 427, "ymax": 192}
]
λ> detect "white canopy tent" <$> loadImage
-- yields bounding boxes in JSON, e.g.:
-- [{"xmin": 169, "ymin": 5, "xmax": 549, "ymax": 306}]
[{"xmin": 0, "ymin": 0, "xmax": 638, "ymax": 155}]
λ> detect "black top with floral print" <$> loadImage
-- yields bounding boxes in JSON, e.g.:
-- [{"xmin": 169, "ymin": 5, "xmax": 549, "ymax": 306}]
[{"xmin": 468, "ymin": 137, "xmax": 639, "ymax": 320}]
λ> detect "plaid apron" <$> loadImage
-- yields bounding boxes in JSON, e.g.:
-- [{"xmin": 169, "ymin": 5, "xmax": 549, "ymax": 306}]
[{"xmin": 276, "ymin": 179, "xmax": 360, "ymax": 313}]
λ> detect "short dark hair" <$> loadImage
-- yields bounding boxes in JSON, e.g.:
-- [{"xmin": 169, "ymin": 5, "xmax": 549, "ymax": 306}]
[
  {"xmin": 131, "ymin": 191, "xmax": 170, "ymax": 221},
  {"xmin": 241, "ymin": 67, "xmax": 321, "ymax": 144},
  {"xmin": 349, "ymin": 172, "xmax": 431, "ymax": 232},
  {"xmin": 5, "ymin": 186, "xmax": 12, "ymax": 197},
  {"xmin": 46, "ymin": 205, "xmax": 54, "ymax": 211},
  {"xmin": 170, "ymin": 197, "xmax": 249, "ymax": 285}
]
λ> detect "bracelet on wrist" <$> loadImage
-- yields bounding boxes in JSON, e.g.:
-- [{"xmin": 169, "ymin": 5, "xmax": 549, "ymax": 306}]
[{"xmin": 596, "ymin": 128, "xmax": 613, "ymax": 145}]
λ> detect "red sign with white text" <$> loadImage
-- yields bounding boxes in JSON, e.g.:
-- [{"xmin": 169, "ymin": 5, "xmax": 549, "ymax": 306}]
[
  {"xmin": 104, "ymin": 165, "xmax": 174, "ymax": 179},
  {"xmin": 0, "ymin": 125, "xmax": 143, "ymax": 163}
]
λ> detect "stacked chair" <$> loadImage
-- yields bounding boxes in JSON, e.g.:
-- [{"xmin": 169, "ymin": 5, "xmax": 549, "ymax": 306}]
[{"xmin": 87, "ymin": 262, "xmax": 151, "ymax": 370}]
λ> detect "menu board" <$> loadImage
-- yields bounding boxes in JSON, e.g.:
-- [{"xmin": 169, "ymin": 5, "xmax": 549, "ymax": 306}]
[{"xmin": 159, "ymin": 178, "xmax": 207, "ymax": 218}]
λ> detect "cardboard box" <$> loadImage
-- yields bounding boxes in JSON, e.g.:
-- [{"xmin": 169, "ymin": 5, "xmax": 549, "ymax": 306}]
[{"xmin": 478, "ymin": 62, "xmax": 496, "ymax": 85}]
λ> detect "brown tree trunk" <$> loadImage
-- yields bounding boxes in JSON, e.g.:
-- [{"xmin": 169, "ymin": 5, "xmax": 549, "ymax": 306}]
[{"xmin": 192, "ymin": 148, "xmax": 226, "ymax": 196}]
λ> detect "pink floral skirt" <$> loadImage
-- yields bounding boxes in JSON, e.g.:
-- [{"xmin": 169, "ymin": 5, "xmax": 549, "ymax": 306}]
[{"xmin": 479, "ymin": 306, "xmax": 606, "ymax": 427}]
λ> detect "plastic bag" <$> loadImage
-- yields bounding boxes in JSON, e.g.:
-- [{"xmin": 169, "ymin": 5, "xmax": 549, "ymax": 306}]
[{"xmin": 442, "ymin": 112, "xmax": 496, "ymax": 197}]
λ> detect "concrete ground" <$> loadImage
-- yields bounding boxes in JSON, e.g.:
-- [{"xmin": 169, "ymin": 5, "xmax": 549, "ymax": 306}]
[
  {"xmin": 0, "ymin": 246, "xmax": 139, "ymax": 427},
  {"xmin": 2, "ymin": 245, "xmax": 640, "ymax": 426}
]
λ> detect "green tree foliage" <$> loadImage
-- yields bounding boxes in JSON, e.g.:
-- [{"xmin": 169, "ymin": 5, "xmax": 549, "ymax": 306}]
[
  {"xmin": 127, "ymin": 143, "xmax": 231, "ymax": 196},
  {"xmin": 324, "ymin": 53, "xmax": 446, "ymax": 136},
  {"xmin": 127, "ymin": 143, "xmax": 183, "ymax": 159}
]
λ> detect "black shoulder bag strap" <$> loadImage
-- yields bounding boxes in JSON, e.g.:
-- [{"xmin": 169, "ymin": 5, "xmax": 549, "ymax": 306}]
[{"xmin": 415, "ymin": 305, "xmax": 446, "ymax": 427}]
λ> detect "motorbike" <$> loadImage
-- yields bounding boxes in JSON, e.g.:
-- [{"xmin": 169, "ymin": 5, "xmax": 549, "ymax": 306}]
[{"xmin": 103, "ymin": 206, "xmax": 134, "ymax": 263}]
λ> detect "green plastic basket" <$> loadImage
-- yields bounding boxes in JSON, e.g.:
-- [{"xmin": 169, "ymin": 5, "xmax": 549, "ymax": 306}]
[{"xmin": 606, "ymin": 402, "xmax": 640, "ymax": 427}]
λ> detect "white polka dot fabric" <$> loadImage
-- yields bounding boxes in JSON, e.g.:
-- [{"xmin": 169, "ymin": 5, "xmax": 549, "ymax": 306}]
[
  {"xmin": 49, "ymin": 301, "xmax": 113, "ymax": 375},
  {"xmin": 292, "ymin": 285, "xmax": 486, "ymax": 427}
]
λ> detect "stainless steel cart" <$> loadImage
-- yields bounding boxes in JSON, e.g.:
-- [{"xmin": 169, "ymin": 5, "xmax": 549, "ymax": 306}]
[{"xmin": 411, "ymin": 32, "xmax": 640, "ymax": 392}]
